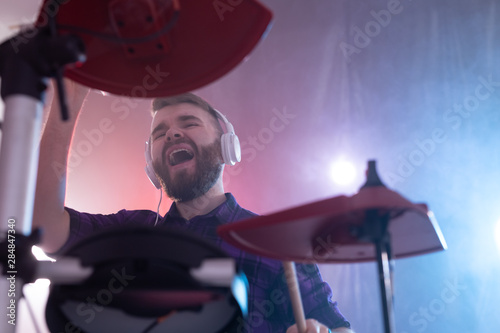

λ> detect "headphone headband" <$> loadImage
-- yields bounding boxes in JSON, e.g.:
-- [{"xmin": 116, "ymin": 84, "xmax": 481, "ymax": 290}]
[{"xmin": 212, "ymin": 108, "xmax": 235, "ymax": 134}]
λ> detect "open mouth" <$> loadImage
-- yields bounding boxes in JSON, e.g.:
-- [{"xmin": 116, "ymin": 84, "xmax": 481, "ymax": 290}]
[{"xmin": 169, "ymin": 149, "xmax": 194, "ymax": 166}]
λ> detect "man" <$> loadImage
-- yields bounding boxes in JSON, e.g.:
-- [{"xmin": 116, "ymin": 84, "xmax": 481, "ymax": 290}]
[{"xmin": 33, "ymin": 80, "xmax": 354, "ymax": 333}]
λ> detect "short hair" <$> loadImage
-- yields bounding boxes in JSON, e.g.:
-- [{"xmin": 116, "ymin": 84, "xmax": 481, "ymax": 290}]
[{"xmin": 151, "ymin": 93, "xmax": 223, "ymax": 133}]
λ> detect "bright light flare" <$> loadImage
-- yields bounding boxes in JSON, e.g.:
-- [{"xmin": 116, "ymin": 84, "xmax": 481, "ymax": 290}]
[
  {"xmin": 20, "ymin": 279, "xmax": 51, "ymax": 333},
  {"xmin": 32, "ymin": 245, "xmax": 56, "ymax": 262},
  {"xmin": 31, "ymin": 278, "xmax": 51, "ymax": 287},
  {"xmin": 329, "ymin": 159, "xmax": 357, "ymax": 186}
]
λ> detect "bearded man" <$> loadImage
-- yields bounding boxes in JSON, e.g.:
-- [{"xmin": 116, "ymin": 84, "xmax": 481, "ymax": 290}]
[{"xmin": 33, "ymin": 81, "xmax": 353, "ymax": 333}]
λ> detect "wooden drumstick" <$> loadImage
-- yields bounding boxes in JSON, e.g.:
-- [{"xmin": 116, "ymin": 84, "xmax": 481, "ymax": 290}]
[{"xmin": 283, "ymin": 261, "xmax": 307, "ymax": 333}]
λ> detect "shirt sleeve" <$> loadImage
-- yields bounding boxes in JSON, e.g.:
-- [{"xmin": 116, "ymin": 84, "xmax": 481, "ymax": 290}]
[{"xmin": 53, "ymin": 207, "xmax": 156, "ymax": 255}]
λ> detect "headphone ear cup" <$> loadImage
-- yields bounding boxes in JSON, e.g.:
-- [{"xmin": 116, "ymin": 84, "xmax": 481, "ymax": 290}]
[
  {"xmin": 221, "ymin": 132, "xmax": 241, "ymax": 166},
  {"xmin": 213, "ymin": 109, "xmax": 241, "ymax": 166},
  {"xmin": 144, "ymin": 142, "xmax": 162, "ymax": 189}
]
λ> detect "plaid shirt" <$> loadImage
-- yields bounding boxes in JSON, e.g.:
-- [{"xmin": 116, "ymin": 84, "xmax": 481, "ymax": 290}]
[{"xmin": 63, "ymin": 193, "xmax": 350, "ymax": 332}]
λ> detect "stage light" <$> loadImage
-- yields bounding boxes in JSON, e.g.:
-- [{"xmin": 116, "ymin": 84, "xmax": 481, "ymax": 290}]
[{"xmin": 329, "ymin": 159, "xmax": 357, "ymax": 186}]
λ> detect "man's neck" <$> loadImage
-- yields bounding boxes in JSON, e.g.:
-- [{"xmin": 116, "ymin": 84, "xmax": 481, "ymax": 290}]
[{"xmin": 175, "ymin": 182, "xmax": 226, "ymax": 220}]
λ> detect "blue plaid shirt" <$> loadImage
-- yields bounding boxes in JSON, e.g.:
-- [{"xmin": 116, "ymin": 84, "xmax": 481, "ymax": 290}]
[{"xmin": 63, "ymin": 193, "xmax": 350, "ymax": 332}]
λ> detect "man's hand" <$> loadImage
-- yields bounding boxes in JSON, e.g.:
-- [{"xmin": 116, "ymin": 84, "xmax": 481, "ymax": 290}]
[
  {"xmin": 286, "ymin": 319, "xmax": 331, "ymax": 333},
  {"xmin": 286, "ymin": 319, "xmax": 354, "ymax": 333}
]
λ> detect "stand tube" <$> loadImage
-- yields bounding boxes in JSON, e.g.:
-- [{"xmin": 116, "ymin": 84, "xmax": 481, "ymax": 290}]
[
  {"xmin": 356, "ymin": 205, "xmax": 397, "ymax": 333},
  {"xmin": 0, "ymin": 95, "xmax": 44, "ymax": 332},
  {"xmin": 375, "ymin": 238, "xmax": 396, "ymax": 333},
  {"xmin": 0, "ymin": 96, "xmax": 44, "ymax": 234}
]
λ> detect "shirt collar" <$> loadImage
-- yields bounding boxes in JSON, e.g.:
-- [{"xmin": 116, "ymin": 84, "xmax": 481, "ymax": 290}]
[{"xmin": 164, "ymin": 193, "xmax": 238, "ymax": 224}]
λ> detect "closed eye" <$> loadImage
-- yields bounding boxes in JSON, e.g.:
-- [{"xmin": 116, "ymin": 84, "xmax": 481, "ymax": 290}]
[
  {"xmin": 153, "ymin": 133, "xmax": 165, "ymax": 140},
  {"xmin": 178, "ymin": 115, "xmax": 203, "ymax": 128}
]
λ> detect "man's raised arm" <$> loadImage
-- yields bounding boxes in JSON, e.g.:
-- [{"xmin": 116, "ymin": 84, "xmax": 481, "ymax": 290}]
[{"xmin": 33, "ymin": 80, "xmax": 89, "ymax": 253}]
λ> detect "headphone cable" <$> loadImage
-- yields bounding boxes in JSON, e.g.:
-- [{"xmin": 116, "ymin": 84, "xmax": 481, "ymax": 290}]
[{"xmin": 154, "ymin": 189, "xmax": 162, "ymax": 226}]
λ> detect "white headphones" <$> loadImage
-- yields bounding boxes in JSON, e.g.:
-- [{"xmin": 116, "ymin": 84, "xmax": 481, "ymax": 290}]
[{"xmin": 144, "ymin": 109, "xmax": 241, "ymax": 189}]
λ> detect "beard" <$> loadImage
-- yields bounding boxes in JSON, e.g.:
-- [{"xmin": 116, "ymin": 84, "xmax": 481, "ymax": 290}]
[{"xmin": 152, "ymin": 138, "xmax": 223, "ymax": 202}]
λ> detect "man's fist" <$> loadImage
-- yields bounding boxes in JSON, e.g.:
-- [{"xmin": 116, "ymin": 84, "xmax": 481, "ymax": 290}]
[{"xmin": 286, "ymin": 319, "xmax": 331, "ymax": 333}]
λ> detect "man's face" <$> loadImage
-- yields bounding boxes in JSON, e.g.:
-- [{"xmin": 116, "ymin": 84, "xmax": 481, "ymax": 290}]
[{"xmin": 150, "ymin": 103, "xmax": 223, "ymax": 202}]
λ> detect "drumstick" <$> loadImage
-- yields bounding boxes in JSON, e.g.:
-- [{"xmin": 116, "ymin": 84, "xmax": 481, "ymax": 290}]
[{"xmin": 282, "ymin": 261, "xmax": 307, "ymax": 333}]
